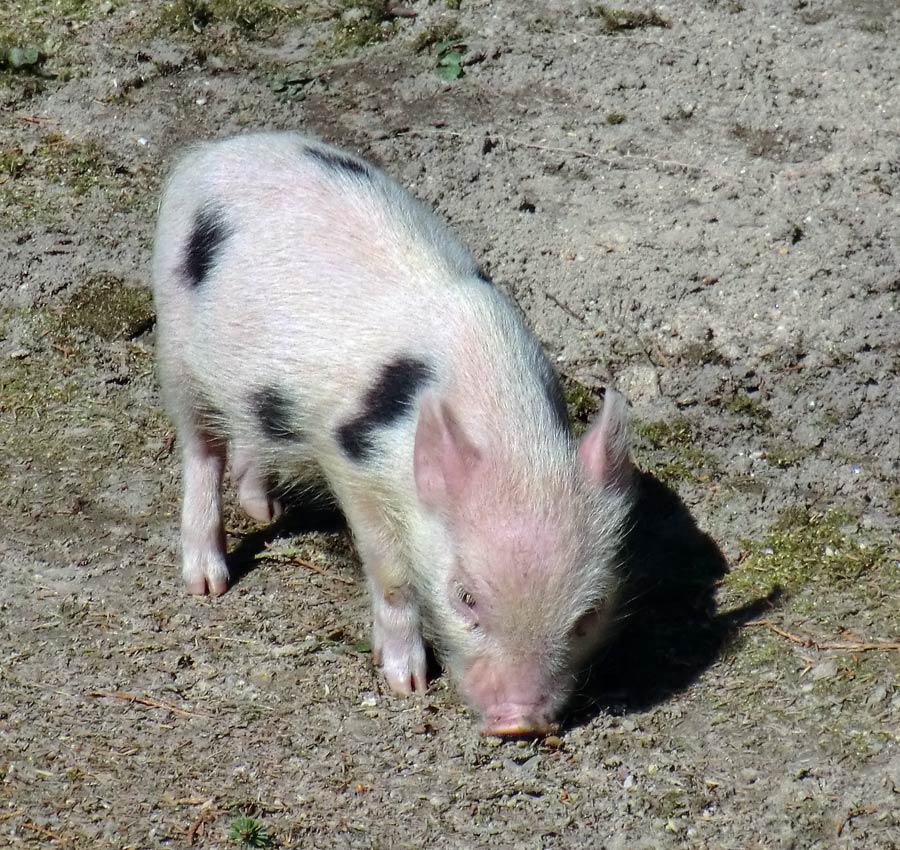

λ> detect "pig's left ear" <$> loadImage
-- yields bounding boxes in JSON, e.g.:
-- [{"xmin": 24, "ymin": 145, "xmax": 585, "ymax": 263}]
[
  {"xmin": 414, "ymin": 393, "xmax": 482, "ymax": 511},
  {"xmin": 578, "ymin": 388, "xmax": 633, "ymax": 492}
]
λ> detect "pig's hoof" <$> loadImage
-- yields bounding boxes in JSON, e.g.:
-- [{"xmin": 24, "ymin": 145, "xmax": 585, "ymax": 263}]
[
  {"xmin": 375, "ymin": 640, "xmax": 428, "ymax": 696},
  {"xmin": 236, "ymin": 467, "xmax": 283, "ymax": 524},
  {"xmin": 183, "ymin": 556, "xmax": 230, "ymax": 597},
  {"xmin": 186, "ymin": 576, "xmax": 229, "ymax": 596},
  {"xmin": 239, "ymin": 491, "xmax": 283, "ymax": 524}
]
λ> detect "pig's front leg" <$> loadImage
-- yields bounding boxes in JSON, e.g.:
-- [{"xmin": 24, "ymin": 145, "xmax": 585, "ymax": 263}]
[
  {"xmin": 343, "ymin": 497, "xmax": 427, "ymax": 695},
  {"xmin": 370, "ymin": 581, "xmax": 427, "ymax": 695},
  {"xmin": 180, "ymin": 426, "xmax": 229, "ymax": 596}
]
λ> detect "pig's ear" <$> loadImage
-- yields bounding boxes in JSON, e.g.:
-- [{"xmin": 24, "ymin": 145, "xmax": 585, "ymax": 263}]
[
  {"xmin": 578, "ymin": 388, "xmax": 633, "ymax": 492},
  {"xmin": 414, "ymin": 393, "xmax": 482, "ymax": 510}
]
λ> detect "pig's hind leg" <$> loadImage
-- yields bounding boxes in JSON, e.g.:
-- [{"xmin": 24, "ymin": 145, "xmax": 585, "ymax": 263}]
[
  {"xmin": 231, "ymin": 445, "xmax": 283, "ymax": 524},
  {"xmin": 341, "ymin": 495, "xmax": 427, "ymax": 695}
]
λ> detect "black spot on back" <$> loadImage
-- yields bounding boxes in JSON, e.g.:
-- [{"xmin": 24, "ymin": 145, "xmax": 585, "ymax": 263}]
[
  {"xmin": 307, "ymin": 146, "xmax": 370, "ymax": 179},
  {"xmin": 338, "ymin": 357, "xmax": 435, "ymax": 461},
  {"xmin": 251, "ymin": 387, "xmax": 301, "ymax": 441},
  {"xmin": 184, "ymin": 205, "xmax": 231, "ymax": 288},
  {"xmin": 539, "ymin": 359, "xmax": 571, "ymax": 434}
]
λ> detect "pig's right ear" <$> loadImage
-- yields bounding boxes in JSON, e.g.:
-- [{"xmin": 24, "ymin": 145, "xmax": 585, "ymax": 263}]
[
  {"xmin": 578, "ymin": 388, "xmax": 633, "ymax": 492},
  {"xmin": 414, "ymin": 393, "xmax": 482, "ymax": 511}
]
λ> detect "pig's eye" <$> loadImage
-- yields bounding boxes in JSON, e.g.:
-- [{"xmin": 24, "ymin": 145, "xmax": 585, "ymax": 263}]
[
  {"xmin": 453, "ymin": 583, "xmax": 480, "ymax": 630},
  {"xmin": 457, "ymin": 586, "xmax": 477, "ymax": 609},
  {"xmin": 449, "ymin": 578, "xmax": 480, "ymax": 630}
]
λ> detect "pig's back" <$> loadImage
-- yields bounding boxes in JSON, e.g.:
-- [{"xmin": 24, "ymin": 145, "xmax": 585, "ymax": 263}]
[{"xmin": 152, "ymin": 131, "xmax": 566, "ymax": 470}]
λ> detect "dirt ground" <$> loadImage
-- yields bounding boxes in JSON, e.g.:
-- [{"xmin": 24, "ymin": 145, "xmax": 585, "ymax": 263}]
[{"xmin": 1, "ymin": 1, "xmax": 898, "ymax": 847}]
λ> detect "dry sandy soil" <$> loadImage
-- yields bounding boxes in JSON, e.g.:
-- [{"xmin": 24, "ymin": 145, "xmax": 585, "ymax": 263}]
[{"xmin": 1, "ymin": 1, "xmax": 898, "ymax": 847}]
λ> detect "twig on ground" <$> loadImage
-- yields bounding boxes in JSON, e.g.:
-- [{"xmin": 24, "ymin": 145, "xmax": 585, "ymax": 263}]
[
  {"xmin": 746, "ymin": 620, "xmax": 900, "ymax": 652},
  {"xmin": 291, "ymin": 556, "xmax": 356, "ymax": 585},
  {"xmin": 187, "ymin": 808, "xmax": 219, "ymax": 846},
  {"xmin": 20, "ymin": 822, "xmax": 62, "ymax": 840},
  {"xmin": 542, "ymin": 290, "xmax": 587, "ymax": 325},
  {"xmin": 270, "ymin": 550, "xmax": 356, "ymax": 585},
  {"xmin": 836, "ymin": 805, "xmax": 877, "ymax": 836},
  {"xmin": 152, "ymin": 432, "xmax": 176, "ymax": 461},
  {"xmin": 89, "ymin": 690, "xmax": 199, "ymax": 717},
  {"xmin": 115, "ymin": 644, "xmax": 168, "ymax": 655}
]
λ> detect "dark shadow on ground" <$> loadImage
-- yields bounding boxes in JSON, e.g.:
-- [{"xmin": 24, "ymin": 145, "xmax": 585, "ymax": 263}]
[
  {"xmin": 567, "ymin": 471, "xmax": 777, "ymax": 726},
  {"xmin": 225, "ymin": 490, "xmax": 347, "ymax": 587}
]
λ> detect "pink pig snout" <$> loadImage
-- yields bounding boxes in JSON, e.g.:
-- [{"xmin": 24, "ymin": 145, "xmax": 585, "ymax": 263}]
[{"xmin": 463, "ymin": 657, "xmax": 560, "ymax": 737}]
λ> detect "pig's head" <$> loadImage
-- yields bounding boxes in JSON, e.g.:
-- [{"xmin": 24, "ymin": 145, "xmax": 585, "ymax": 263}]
[{"xmin": 413, "ymin": 388, "xmax": 634, "ymax": 736}]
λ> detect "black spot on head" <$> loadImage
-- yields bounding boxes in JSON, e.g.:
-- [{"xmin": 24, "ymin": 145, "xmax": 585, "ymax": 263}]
[
  {"xmin": 306, "ymin": 146, "xmax": 370, "ymax": 179},
  {"xmin": 338, "ymin": 357, "xmax": 435, "ymax": 461},
  {"xmin": 539, "ymin": 359, "xmax": 571, "ymax": 434},
  {"xmin": 251, "ymin": 387, "xmax": 301, "ymax": 441}
]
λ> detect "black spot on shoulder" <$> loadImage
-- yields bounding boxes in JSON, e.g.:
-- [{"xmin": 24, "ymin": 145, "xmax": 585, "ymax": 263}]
[
  {"xmin": 307, "ymin": 146, "xmax": 370, "ymax": 179},
  {"xmin": 184, "ymin": 205, "xmax": 231, "ymax": 288},
  {"xmin": 251, "ymin": 387, "xmax": 301, "ymax": 441},
  {"xmin": 539, "ymin": 359, "xmax": 571, "ymax": 434},
  {"xmin": 338, "ymin": 357, "xmax": 435, "ymax": 461},
  {"xmin": 475, "ymin": 266, "xmax": 493, "ymax": 285}
]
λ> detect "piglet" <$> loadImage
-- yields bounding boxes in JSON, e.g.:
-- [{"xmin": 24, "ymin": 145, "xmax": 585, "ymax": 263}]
[{"xmin": 151, "ymin": 131, "xmax": 635, "ymax": 736}]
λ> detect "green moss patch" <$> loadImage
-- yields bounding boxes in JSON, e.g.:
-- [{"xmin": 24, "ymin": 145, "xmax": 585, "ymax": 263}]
[
  {"xmin": 61, "ymin": 275, "xmax": 155, "ymax": 341},
  {"xmin": 411, "ymin": 22, "xmax": 463, "ymax": 54},
  {"xmin": 34, "ymin": 132, "xmax": 119, "ymax": 196},
  {"xmin": 725, "ymin": 506, "xmax": 894, "ymax": 598},
  {"xmin": 0, "ymin": 144, "xmax": 26, "ymax": 180},
  {"xmin": 331, "ymin": 1, "xmax": 397, "ymax": 54},
  {"xmin": 589, "ymin": 5, "xmax": 670, "ymax": 32},
  {"xmin": 724, "ymin": 391, "xmax": 770, "ymax": 422},
  {"xmin": 763, "ymin": 441, "xmax": 809, "ymax": 469},
  {"xmin": 159, "ymin": 0, "xmax": 290, "ymax": 36},
  {"xmin": 632, "ymin": 416, "xmax": 718, "ymax": 485},
  {"xmin": 679, "ymin": 342, "xmax": 730, "ymax": 367},
  {"xmin": 888, "ymin": 487, "xmax": 900, "ymax": 517},
  {"xmin": 563, "ymin": 377, "xmax": 601, "ymax": 436},
  {"xmin": 0, "ymin": 304, "xmax": 167, "ymax": 483}
]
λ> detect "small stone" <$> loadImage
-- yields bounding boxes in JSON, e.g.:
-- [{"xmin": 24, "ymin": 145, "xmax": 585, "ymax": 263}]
[
  {"xmin": 341, "ymin": 6, "xmax": 367, "ymax": 23},
  {"xmin": 810, "ymin": 660, "xmax": 838, "ymax": 681}
]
